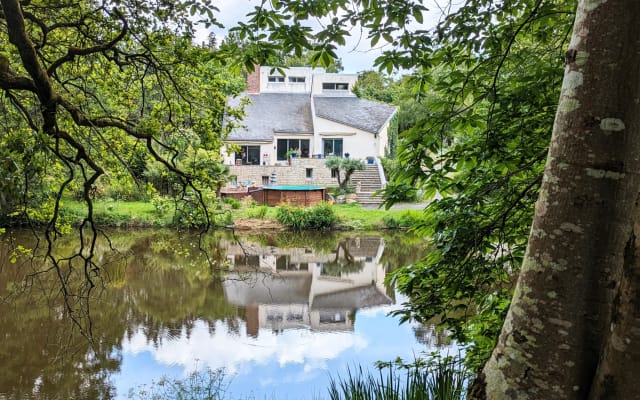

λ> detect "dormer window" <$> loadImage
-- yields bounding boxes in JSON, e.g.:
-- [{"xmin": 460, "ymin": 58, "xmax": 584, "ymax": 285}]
[
  {"xmin": 289, "ymin": 76, "xmax": 306, "ymax": 83},
  {"xmin": 268, "ymin": 76, "xmax": 285, "ymax": 83},
  {"xmin": 322, "ymin": 82, "xmax": 349, "ymax": 90}
]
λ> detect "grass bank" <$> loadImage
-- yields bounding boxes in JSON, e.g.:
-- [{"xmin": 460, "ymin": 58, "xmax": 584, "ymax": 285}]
[{"xmin": 59, "ymin": 199, "xmax": 425, "ymax": 230}]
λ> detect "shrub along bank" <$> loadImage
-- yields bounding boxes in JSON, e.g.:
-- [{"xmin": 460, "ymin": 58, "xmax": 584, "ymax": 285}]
[{"xmin": 56, "ymin": 199, "xmax": 425, "ymax": 230}]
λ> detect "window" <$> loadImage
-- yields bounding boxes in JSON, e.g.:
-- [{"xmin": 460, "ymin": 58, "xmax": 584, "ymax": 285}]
[
  {"xmin": 235, "ymin": 145, "xmax": 260, "ymax": 165},
  {"xmin": 331, "ymin": 169, "xmax": 338, "ymax": 178},
  {"xmin": 288, "ymin": 76, "xmax": 305, "ymax": 83},
  {"xmin": 276, "ymin": 138, "xmax": 310, "ymax": 161},
  {"xmin": 323, "ymin": 138, "xmax": 343, "ymax": 157},
  {"xmin": 322, "ymin": 82, "xmax": 349, "ymax": 90},
  {"xmin": 262, "ymin": 176, "xmax": 270, "ymax": 185},
  {"xmin": 319, "ymin": 311, "xmax": 347, "ymax": 324},
  {"xmin": 276, "ymin": 255, "xmax": 290, "ymax": 270},
  {"xmin": 306, "ymin": 168, "xmax": 313, "ymax": 179},
  {"xmin": 234, "ymin": 255, "xmax": 260, "ymax": 267},
  {"xmin": 287, "ymin": 312, "xmax": 304, "ymax": 322},
  {"xmin": 268, "ymin": 76, "xmax": 285, "ymax": 83}
]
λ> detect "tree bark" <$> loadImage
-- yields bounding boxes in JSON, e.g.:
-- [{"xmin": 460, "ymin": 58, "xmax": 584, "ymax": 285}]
[
  {"xmin": 475, "ymin": 0, "xmax": 640, "ymax": 398},
  {"xmin": 588, "ymin": 198, "xmax": 640, "ymax": 400}
]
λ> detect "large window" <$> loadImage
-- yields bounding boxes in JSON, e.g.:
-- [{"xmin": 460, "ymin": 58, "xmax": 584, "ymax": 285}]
[
  {"xmin": 276, "ymin": 139, "xmax": 310, "ymax": 161},
  {"xmin": 323, "ymin": 138, "xmax": 343, "ymax": 157},
  {"xmin": 322, "ymin": 82, "xmax": 349, "ymax": 91},
  {"xmin": 319, "ymin": 311, "xmax": 347, "ymax": 324},
  {"xmin": 235, "ymin": 145, "xmax": 260, "ymax": 165}
]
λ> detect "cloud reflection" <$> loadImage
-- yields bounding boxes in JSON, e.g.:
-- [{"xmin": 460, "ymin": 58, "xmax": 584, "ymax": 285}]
[{"xmin": 122, "ymin": 319, "xmax": 368, "ymax": 377}]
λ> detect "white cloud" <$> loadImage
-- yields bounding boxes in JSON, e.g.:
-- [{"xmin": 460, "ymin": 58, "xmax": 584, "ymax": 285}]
[{"xmin": 122, "ymin": 319, "xmax": 368, "ymax": 376}]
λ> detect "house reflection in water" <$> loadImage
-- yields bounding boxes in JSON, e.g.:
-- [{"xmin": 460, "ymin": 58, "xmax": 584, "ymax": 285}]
[{"xmin": 222, "ymin": 236, "xmax": 392, "ymax": 336}]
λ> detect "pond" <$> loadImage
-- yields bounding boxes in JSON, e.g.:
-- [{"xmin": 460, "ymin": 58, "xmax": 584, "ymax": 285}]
[{"xmin": 0, "ymin": 229, "xmax": 454, "ymax": 399}]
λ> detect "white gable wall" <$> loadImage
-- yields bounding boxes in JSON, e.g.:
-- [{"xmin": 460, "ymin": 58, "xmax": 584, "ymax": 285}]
[
  {"xmin": 312, "ymin": 73, "xmax": 358, "ymax": 95},
  {"xmin": 314, "ymin": 117, "xmax": 386, "ymax": 159},
  {"xmin": 259, "ymin": 66, "xmax": 323, "ymax": 93}
]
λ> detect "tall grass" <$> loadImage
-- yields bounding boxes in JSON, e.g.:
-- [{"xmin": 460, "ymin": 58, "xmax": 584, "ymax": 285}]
[
  {"xmin": 328, "ymin": 357, "xmax": 467, "ymax": 400},
  {"xmin": 127, "ymin": 357, "xmax": 468, "ymax": 400}
]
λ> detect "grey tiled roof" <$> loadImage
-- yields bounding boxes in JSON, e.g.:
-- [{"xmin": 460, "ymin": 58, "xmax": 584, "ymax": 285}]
[
  {"xmin": 312, "ymin": 285, "xmax": 392, "ymax": 310},
  {"xmin": 314, "ymin": 96, "xmax": 397, "ymax": 134},
  {"xmin": 227, "ymin": 93, "xmax": 313, "ymax": 142}
]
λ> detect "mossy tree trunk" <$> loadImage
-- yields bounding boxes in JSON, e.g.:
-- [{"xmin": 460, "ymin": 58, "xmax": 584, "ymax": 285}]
[{"xmin": 474, "ymin": 0, "xmax": 640, "ymax": 398}]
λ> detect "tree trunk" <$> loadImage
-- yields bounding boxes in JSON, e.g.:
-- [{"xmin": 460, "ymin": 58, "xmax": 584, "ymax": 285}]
[
  {"xmin": 588, "ymin": 199, "xmax": 640, "ymax": 399},
  {"xmin": 474, "ymin": 0, "xmax": 640, "ymax": 398}
]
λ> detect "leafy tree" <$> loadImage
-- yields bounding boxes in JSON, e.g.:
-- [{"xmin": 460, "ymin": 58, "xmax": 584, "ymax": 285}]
[
  {"xmin": 352, "ymin": 71, "xmax": 398, "ymax": 103},
  {"xmin": 0, "ymin": 0, "xmax": 236, "ymax": 330},
  {"xmin": 325, "ymin": 156, "xmax": 365, "ymax": 192},
  {"xmin": 477, "ymin": 2, "xmax": 640, "ymax": 398}
]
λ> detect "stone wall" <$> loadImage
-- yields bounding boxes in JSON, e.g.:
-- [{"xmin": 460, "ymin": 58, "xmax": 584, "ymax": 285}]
[{"xmin": 228, "ymin": 158, "xmax": 337, "ymax": 187}]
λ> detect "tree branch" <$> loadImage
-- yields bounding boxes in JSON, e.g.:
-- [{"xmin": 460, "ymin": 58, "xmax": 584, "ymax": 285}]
[{"xmin": 47, "ymin": 9, "xmax": 129, "ymax": 76}]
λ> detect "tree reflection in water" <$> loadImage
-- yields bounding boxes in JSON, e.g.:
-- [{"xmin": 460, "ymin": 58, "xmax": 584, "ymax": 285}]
[{"xmin": 0, "ymin": 229, "xmax": 431, "ymax": 399}]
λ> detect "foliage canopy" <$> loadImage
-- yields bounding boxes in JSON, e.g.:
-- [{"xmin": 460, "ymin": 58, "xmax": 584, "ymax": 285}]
[{"xmin": 0, "ymin": 0, "xmax": 246, "ymax": 333}]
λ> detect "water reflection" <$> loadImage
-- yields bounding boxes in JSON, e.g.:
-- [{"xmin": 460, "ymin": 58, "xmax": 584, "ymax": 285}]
[
  {"xmin": 224, "ymin": 236, "xmax": 390, "ymax": 335},
  {"xmin": 0, "ymin": 229, "xmax": 443, "ymax": 399}
]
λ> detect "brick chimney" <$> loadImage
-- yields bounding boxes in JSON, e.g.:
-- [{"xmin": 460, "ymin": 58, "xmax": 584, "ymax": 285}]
[{"xmin": 246, "ymin": 65, "xmax": 261, "ymax": 94}]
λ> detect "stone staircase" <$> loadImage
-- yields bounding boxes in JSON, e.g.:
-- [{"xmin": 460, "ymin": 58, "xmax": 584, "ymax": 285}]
[{"xmin": 350, "ymin": 163, "xmax": 385, "ymax": 206}]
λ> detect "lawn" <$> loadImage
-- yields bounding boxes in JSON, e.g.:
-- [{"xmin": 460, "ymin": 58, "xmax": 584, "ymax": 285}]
[
  {"xmin": 60, "ymin": 199, "xmax": 424, "ymax": 230},
  {"xmin": 61, "ymin": 199, "xmax": 171, "ymax": 227}
]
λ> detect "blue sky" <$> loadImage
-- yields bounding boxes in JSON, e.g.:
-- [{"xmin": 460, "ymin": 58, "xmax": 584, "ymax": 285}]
[{"xmin": 113, "ymin": 297, "xmax": 459, "ymax": 399}]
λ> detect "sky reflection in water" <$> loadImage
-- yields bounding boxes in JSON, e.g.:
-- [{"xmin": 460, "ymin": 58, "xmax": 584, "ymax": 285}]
[
  {"xmin": 0, "ymin": 230, "xmax": 453, "ymax": 399},
  {"xmin": 117, "ymin": 298, "xmax": 444, "ymax": 399}
]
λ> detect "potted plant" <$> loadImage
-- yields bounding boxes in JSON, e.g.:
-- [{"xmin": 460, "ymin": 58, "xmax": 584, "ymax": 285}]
[
  {"xmin": 286, "ymin": 149, "xmax": 300, "ymax": 158},
  {"xmin": 286, "ymin": 149, "xmax": 299, "ymax": 165}
]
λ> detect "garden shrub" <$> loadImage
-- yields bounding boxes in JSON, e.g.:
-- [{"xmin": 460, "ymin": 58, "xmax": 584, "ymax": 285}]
[
  {"xmin": 382, "ymin": 214, "xmax": 400, "ymax": 229},
  {"xmin": 223, "ymin": 197, "xmax": 241, "ymax": 209},
  {"xmin": 151, "ymin": 195, "xmax": 173, "ymax": 217},
  {"xmin": 276, "ymin": 203, "xmax": 337, "ymax": 229},
  {"xmin": 307, "ymin": 202, "xmax": 338, "ymax": 228},
  {"xmin": 276, "ymin": 205, "xmax": 308, "ymax": 229},
  {"xmin": 247, "ymin": 205, "xmax": 268, "ymax": 219},
  {"xmin": 169, "ymin": 190, "xmax": 228, "ymax": 228}
]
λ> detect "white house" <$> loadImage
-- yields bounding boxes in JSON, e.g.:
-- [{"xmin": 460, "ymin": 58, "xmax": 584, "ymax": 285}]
[
  {"xmin": 222, "ymin": 66, "xmax": 397, "ymax": 167},
  {"xmin": 221, "ymin": 236, "xmax": 391, "ymax": 335}
]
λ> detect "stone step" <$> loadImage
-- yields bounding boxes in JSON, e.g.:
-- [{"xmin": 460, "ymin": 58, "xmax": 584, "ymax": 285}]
[
  {"xmin": 356, "ymin": 192, "xmax": 384, "ymax": 205},
  {"xmin": 350, "ymin": 165, "xmax": 385, "ymax": 194}
]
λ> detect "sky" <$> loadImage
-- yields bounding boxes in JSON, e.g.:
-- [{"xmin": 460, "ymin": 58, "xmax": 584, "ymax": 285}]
[
  {"xmin": 195, "ymin": 0, "xmax": 445, "ymax": 74},
  {"xmin": 114, "ymin": 294, "xmax": 459, "ymax": 399}
]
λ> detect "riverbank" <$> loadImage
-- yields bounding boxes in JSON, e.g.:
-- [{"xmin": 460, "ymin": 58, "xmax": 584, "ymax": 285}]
[{"xmin": 56, "ymin": 199, "xmax": 426, "ymax": 230}]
